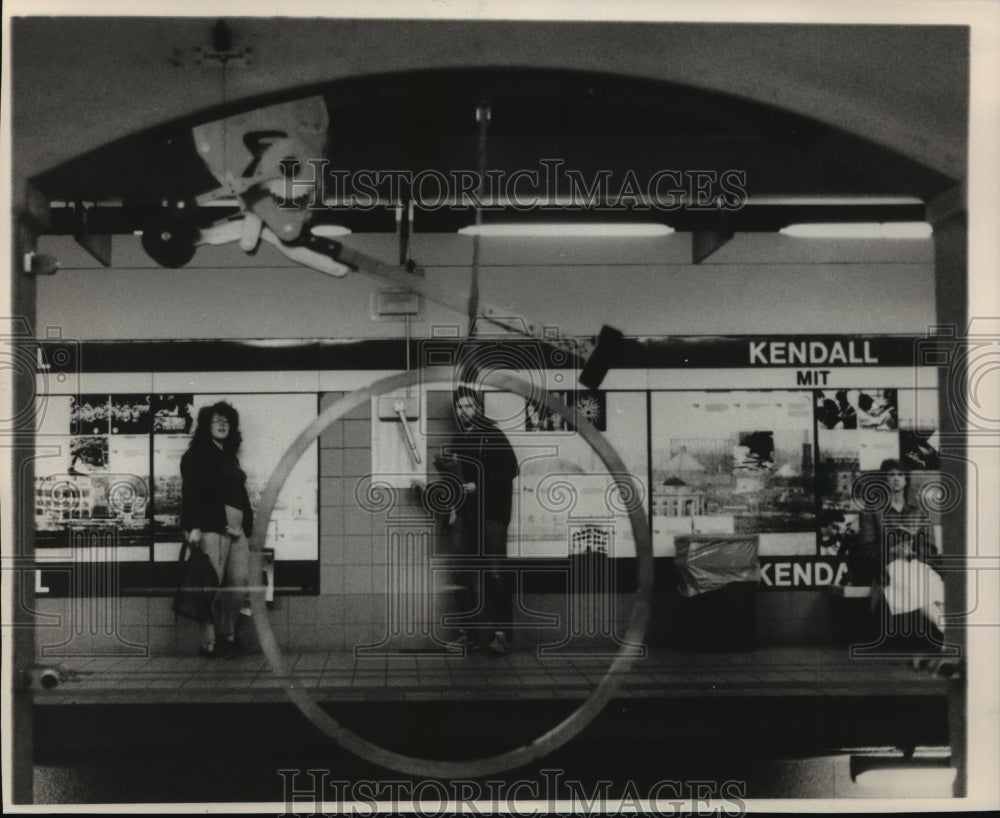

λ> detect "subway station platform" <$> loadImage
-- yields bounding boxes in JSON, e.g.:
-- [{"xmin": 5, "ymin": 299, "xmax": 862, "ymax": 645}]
[
  {"xmin": 34, "ymin": 646, "xmax": 951, "ymax": 705},
  {"xmin": 30, "ymin": 646, "xmax": 957, "ymax": 803}
]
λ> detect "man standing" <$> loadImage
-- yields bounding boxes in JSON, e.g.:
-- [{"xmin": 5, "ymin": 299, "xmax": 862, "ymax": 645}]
[{"xmin": 436, "ymin": 387, "xmax": 520, "ymax": 654}]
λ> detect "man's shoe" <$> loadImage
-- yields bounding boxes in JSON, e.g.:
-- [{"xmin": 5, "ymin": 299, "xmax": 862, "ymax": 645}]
[
  {"xmin": 447, "ymin": 630, "xmax": 481, "ymax": 652},
  {"xmin": 198, "ymin": 645, "xmax": 219, "ymax": 658},
  {"xmin": 487, "ymin": 632, "xmax": 512, "ymax": 655}
]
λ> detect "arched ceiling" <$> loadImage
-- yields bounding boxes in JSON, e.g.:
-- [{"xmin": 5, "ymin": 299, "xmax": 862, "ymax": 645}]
[
  {"xmin": 30, "ymin": 66, "xmax": 948, "ymax": 238},
  {"xmin": 13, "ymin": 17, "xmax": 967, "ymax": 185}
]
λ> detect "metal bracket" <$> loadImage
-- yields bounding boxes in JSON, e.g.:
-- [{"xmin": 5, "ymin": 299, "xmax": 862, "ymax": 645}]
[
  {"xmin": 691, "ymin": 216, "xmax": 734, "ymax": 264},
  {"xmin": 74, "ymin": 202, "xmax": 113, "ymax": 267},
  {"xmin": 169, "ymin": 21, "xmax": 252, "ymax": 68},
  {"xmin": 377, "ymin": 397, "xmax": 422, "ymax": 466},
  {"xmin": 23, "ymin": 251, "xmax": 60, "ymax": 276}
]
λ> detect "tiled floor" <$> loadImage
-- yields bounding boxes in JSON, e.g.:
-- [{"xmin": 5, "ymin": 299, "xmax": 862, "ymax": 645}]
[{"xmin": 33, "ymin": 646, "xmax": 950, "ymax": 705}]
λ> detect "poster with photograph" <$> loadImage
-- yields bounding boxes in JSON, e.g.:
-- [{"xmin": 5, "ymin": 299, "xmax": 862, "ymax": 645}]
[
  {"xmin": 815, "ymin": 388, "xmax": 898, "ymax": 431},
  {"xmin": 900, "ymin": 429, "xmax": 941, "ymax": 470},
  {"xmin": 817, "ymin": 509, "xmax": 860, "ymax": 558},
  {"xmin": 651, "ymin": 391, "xmax": 815, "ymax": 556},
  {"xmin": 68, "ymin": 435, "xmax": 109, "ymax": 473},
  {"xmin": 815, "ymin": 388, "xmax": 943, "ymax": 568},
  {"xmin": 70, "ymin": 394, "xmax": 110, "ymax": 435},
  {"xmin": 525, "ymin": 390, "xmax": 607, "ymax": 432},
  {"xmin": 38, "ymin": 391, "xmax": 324, "ymax": 555},
  {"xmin": 35, "ymin": 396, "xmax": 151, "ymax": 539},
  {"xmin": 151, "ymin": 394, "xmax": 194, "ymax": 433},
  {"xmin": 110, "ymin": 394, "xmax": 151, "ymax": 434},
  {"xmin": 898, "ymin": 388, "xmax": 941, "ymax": 470},
  {"xmin": 856, "ymin": 388, "xmax": 898, "ymax": 430},
  {"xmin": 155, "ymin": 394, "xmax": 320, "ymax": 562},
  {"xmin": 152, "ymin": 434, "xmax": 189, "ymax": 530},
  {"xmin": 817, "ymin": 388, "xmax": 937, "ymax": 509},
  {"xmin": 485, "ymin": 391, "xmax": 646, "ymax": 558}
]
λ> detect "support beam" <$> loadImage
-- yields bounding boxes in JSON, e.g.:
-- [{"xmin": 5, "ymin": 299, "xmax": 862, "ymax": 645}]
[
  {"xmin": 927, "ymin": 183, "xmax": 967, "ymax": 799},
  {"xmin": 925, "ymin": 181, "xmax": 966, "ymax": 227},
  {"xmin": 691, "ymin": 227, "xmax": 733, "ymax": 264},
  {"xmin": 73, "ymin": 203, "xmax": 113, "ymax": 267},
  {"xmin": 8, "ymin": 178, "xmax": 40, "ymax": 805}
]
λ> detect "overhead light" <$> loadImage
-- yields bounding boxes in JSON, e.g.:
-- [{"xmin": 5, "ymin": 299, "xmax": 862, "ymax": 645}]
[
  {"xmin": 780, "ymin": 222, "xmax": 933, "ymax": 239},
  {"xmin": 749, "ymin": 195, "xmax": 924, "ymax": 206},
  {"xmin": 310, "ymin": 224, "xmax": 353, "ymax": 237},
  {"xmin": 458, "ymin": 223, "xmax": 674, "ymax": 237},
  {"xmin": 850, "ymin": 749, "xmax": 954, "ymax": 795},
  {"xmin": 853, "ymin": 766, "xmax": 955, "ymax": 790}
]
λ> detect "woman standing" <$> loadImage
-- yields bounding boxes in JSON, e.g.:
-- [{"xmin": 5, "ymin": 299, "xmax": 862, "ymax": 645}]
[
  {"xmin": 180, "ymin": 402, "xmax": 255, "ymax": 657},
  {"xmin": 857, "ymin": 459, "xmax": 943, "ymax": 652}
]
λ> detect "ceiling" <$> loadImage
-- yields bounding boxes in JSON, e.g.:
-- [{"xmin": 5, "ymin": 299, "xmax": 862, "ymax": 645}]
[
  {"xmin": 11, "ymin": 18, "xmax": 969, "ymax": 180},
  {"xmin": 32, "ymin": 67, "xmax": 946, "ymax": 244},
  {"xmin": 12, "ymin": 18, "xmax": 966, "ymax": 275}
]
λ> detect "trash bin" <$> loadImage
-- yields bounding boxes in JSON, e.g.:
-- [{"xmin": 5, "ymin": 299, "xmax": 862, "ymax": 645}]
[
  {"xmin": 674, "ymin": 535, "xmax": 760, "ymax": 651},
  {"xmin": 827, "ymin": 584, "xmax": 878, "ymax": 645}
]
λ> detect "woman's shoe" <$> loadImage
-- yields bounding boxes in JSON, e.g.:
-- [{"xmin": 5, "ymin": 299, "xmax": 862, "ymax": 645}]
[
  {"xmin": 446, "ymin": 629, "xmax": 481, "ymax": 652},
  {"xmin": 487, "ymin": 631, "xmax": 512, "ymax": 655}
]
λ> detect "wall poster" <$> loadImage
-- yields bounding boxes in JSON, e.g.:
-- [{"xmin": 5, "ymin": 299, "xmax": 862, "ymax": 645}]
[
  {"xmin": 651, "ymin": 381, "xmax": 943, "ymax": 590},
  {"xmin": 34, "ymin": 390, "xmax": 319, "ymax": 593}
]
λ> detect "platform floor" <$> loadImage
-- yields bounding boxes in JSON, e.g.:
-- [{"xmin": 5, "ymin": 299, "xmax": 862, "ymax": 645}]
[{"xmin": 33, "ymin": 645, "xmax": 951, "ymax": 705}]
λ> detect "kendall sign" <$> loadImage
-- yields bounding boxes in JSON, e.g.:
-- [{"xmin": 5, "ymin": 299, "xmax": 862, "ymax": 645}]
[{"xmin": 759, "ymin": 558, "xmax": 850, "ymax": 589}]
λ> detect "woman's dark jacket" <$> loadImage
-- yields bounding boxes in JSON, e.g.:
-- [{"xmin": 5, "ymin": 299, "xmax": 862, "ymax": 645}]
[{"xmin": 180, "ymin": 442, "xmax": 254, "ymax": 536}]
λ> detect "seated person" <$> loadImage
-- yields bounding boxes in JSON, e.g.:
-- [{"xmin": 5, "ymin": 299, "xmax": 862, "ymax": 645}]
[{"xmin": 857, "ymin": 459, "xmax": 944, "ymax": 653}]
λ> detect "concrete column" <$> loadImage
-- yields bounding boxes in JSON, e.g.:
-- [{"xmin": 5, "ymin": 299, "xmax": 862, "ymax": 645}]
[
  {"xmin": 928, "ymin": 184, "xmax": 967, "ymax": 798},
  {"xmin": 8, "ymin": 177, "xmax": 40, "ymax": 804}
]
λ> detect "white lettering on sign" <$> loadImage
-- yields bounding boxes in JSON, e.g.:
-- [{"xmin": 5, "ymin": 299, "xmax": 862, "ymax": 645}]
[
  {"xmin": 759, "ymin": 561, "xmax": 848, "ymax": 587},
  {"xmin": 793, "ymin": 563, "xmax": 811, "ymax": 585},
  {"xmin": 818, "ymin": 563, "xmax": 836, "ymax": 584},
  {"xmin": 749, "ymin": 340, "xmax": 879, "ymax": 365}
]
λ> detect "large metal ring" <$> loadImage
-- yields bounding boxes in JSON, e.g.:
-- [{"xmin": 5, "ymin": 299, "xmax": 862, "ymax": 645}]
[{"xmin": 249, "ymin": 366, "xmax": 653, "ymax": 778}]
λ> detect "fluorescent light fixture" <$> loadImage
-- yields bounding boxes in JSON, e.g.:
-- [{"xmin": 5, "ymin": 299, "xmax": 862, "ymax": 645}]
[
  {"xmin": 310, "ymin": 224, "xmax": 353, "ymax": 237},
  {"xmin": 748, "ymin": 195, "xmax": 924, "ymax": 206},
  {"xmin": 780, "ymin": 222, "xmax": 933, "ymax": 239},
  {"xmin": 849, "ymin": 749, "xmax": 954, "ymax": 796},
  {"xmin": 853, "ymin": 766, "xmax": 956, "ymax": 795},
  {"xmin": 458, "ymin": 223, "xmax": 674, "ymax": 237}
]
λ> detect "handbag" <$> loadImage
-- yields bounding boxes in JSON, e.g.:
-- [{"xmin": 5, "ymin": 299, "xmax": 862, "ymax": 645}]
[
  {"xmin": 884, "ymin": 557, "xmax": 944, "ymax": 621},
  {"xmin": 172, "ymin": 540, "xmax": 220, "ymax": 622}
]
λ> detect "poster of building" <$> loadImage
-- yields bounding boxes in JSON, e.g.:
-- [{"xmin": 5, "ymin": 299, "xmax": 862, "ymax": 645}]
[
  {"xmin": 651, "ymin": 391, "xmax": 816, "ymax": 556},
  {"xmin": 35, "ymin": 396, "xmax": 151, "ymax": 542},
  {"xmin": 36, "ymin": 392, "xmax": 319, "ymax": 565}
]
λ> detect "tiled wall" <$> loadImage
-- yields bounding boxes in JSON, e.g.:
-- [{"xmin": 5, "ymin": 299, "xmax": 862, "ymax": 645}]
[{"xmin": 32, "ymin": 388, "xmax": 842, "ymax": 658}]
